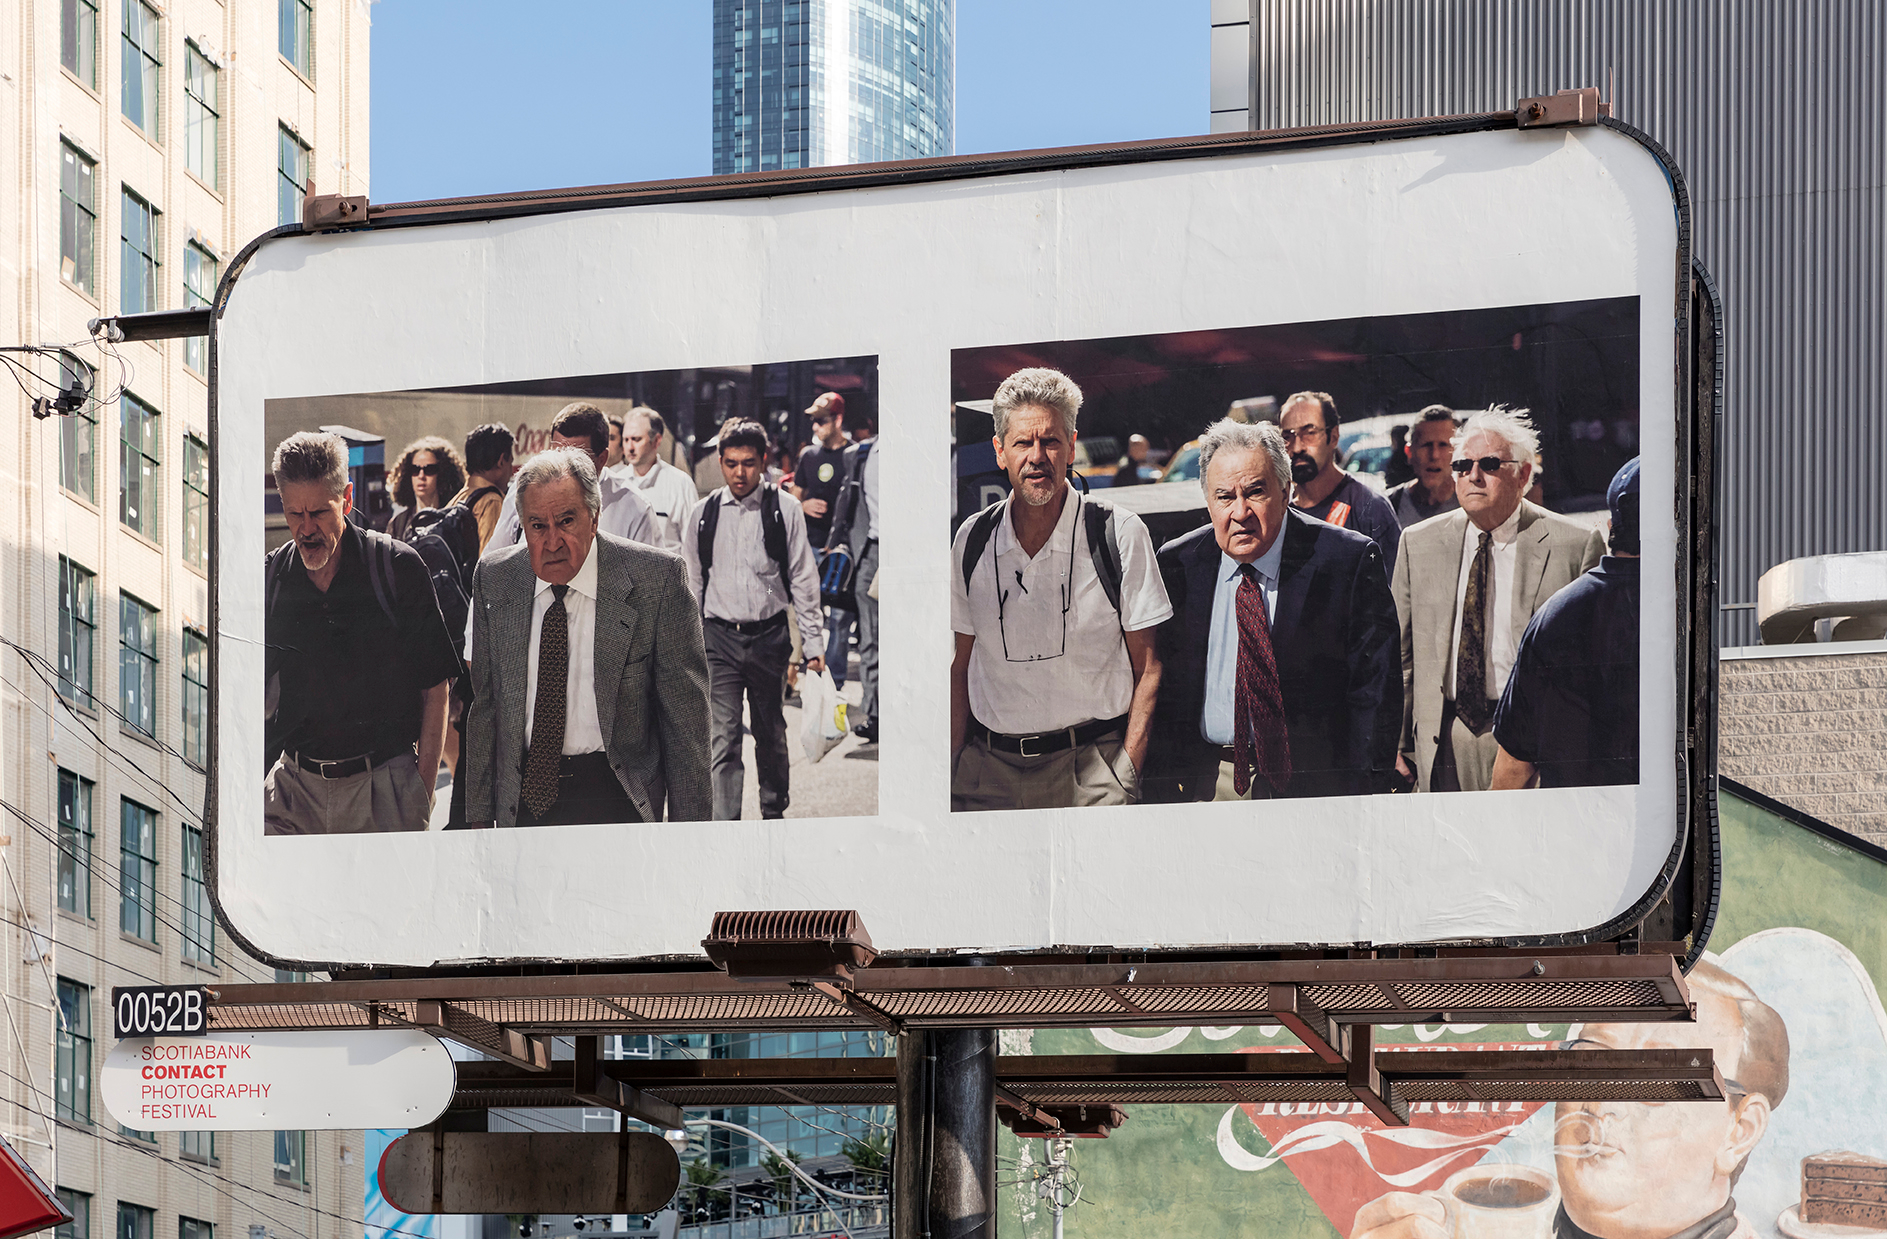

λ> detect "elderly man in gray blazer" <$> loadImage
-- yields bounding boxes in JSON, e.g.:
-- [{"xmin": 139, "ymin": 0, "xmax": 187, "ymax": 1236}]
[
  {"xmin": 464, "ymin": 448, "xmax": 711, "ymax": 827},
  {"xmin": 1391, "ymin": 407, "xmax": 1606, "ymax": 793}
]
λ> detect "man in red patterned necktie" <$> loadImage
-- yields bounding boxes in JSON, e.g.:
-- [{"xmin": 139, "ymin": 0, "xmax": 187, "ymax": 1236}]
[{"xmin": 1143, "ymin": 418, "xmax": 1402, "ymax": 802}]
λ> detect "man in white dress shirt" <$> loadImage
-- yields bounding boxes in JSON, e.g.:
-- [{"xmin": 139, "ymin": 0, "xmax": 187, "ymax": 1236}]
[
  {"xmin": 485, "ymin": 403, "xmax": 655, "ymax": 552},
  {"xmin": 463, "ymin": 448, "xmax": 711, "ymax": 827},
  {"xmin": 682, "ymin": 420, "xmax": 826, "ymax": 820},
  {"xmin": 619, "ymin": 406, "xmax": 700, "ymax": 552},
  {"xmin": 1390, "ymin": 406, "xmax": 1605, "ymax": 792},
  {"xmin": 949, "ymin": 368, "xmax": 1172, "ymax": 812}
]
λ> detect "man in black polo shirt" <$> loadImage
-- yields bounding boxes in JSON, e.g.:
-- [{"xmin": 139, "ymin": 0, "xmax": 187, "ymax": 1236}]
[
  {"xmin": 793, "ymin": 392, "xmax": 855, "ymax": 686},
  {"xmin": 264, "ymin": 432, "xmax": 462, "ymax": 835},
  {"xmin": 1279, "ymin": 390, "xmax": 1401, "ymax": 576}
]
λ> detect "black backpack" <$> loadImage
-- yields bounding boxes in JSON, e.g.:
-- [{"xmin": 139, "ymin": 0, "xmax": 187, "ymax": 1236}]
[
  {"xmin": 405, "ymin": 487, "xmax": 498, "ymax": 655},
  {"xmin": 696, "ymin": 484, "xmax": 797, "ymax": 612},
  {"xmin": 959, "ymin": 495, "xmax": 1124, "ymax": 617}
]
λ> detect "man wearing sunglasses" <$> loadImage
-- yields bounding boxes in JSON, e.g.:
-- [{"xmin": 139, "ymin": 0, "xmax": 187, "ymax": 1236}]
[
  {"xmin": 949, "ymin": 368, "xmax": 1172, "ymax": 811},
  {"xmin": 1390, "ymin": 407, "xmax": 1605, "ymax": 792}
]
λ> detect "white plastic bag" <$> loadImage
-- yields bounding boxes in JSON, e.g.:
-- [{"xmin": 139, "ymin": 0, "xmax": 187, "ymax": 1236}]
[{"xmin": 799, "ymin": 668, "xmax": 849, "ymax": 763}]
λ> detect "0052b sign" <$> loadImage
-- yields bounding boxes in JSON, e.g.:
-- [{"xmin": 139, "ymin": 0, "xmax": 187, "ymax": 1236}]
[{"xmin": 112, "ymin": 986, "xmax": 208, "ymax": 1037}]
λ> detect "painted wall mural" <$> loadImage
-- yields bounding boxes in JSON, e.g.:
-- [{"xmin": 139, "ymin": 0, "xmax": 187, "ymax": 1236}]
[{"xmin": 999, "ymin": 790, "xmax": 1887, "ymax": 1238}]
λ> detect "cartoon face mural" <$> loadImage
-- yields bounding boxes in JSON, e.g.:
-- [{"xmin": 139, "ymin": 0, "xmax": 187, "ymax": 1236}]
[{"xmin": 998, "ymin": 792, "xmax": 1887, "ymax": 1239}]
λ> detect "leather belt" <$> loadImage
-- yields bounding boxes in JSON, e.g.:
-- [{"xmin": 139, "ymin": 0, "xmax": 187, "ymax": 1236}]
[
  {"xmin": 704, "ymin": 611, "xmax": 788, "ymax": 635},
  {"xmin": 290, "ymin": 746, "xmax": 410, "ymax": 780},
  {"xmin": 968, "ymin": 714, "xmax": 1128, "ymax": 759}
]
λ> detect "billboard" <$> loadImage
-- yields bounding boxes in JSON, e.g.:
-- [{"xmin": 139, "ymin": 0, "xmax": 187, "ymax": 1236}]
[{"xmin": 210, "ymin": 121, "xmax": 1703, "ymax": 966}]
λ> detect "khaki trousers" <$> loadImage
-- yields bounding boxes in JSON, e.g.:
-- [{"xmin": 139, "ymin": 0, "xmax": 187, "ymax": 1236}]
[
  {"xmin": 952, "ymin": 731, "xmax": 1139, "ymax": 812},
  {"xmin": 263, "ymin": 751, "xmax": 430, "ymax": 835}
]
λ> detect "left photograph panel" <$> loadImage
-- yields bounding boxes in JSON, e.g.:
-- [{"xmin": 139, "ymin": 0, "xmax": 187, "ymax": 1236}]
[{"xmin": 258, "ymin": 359, "xmax": 882, "ymax": 834}]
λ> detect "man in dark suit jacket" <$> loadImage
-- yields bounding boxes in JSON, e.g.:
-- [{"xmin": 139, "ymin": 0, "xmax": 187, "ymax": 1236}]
[
  {"xmin": 464, "ymin": 448, "xmax": 711, "ymax": 827},
  {"xmin": 1143, "ymin": 418, "xmax": 1401, "ymax": 802}
]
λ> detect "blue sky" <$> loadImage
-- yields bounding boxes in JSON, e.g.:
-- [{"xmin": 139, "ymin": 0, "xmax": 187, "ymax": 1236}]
[{"xmin": 369, "ymin": 1, "xmax": 1208, "ymax": 204}]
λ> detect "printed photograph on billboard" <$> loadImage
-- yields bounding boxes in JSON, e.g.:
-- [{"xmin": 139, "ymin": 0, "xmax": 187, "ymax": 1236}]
[
  {"xmin": 946, "ymin": 298, "xmax": 1641, "ymax": 811},
  {"xmin": 256, "ymin": 360, "xmax": 880, "ymax": 835},
  {"xmin": 211, "ymin": 123, "xmax": 1695, "ymax": 965}
]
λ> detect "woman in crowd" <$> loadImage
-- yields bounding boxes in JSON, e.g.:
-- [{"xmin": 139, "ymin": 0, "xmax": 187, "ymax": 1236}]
[{"xmin": 387, "ymin": 436, "xmax": 466, "ymax": 543}]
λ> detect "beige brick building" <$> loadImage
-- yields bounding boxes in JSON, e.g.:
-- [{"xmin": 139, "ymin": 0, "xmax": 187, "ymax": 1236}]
[
  {"xmin": 0, "ymin": 0, "xmax": 367, "ymax": 1236},
  {"xmin": 1721, "ymin": 643, "xmax": 1887, "ymax": 846}
]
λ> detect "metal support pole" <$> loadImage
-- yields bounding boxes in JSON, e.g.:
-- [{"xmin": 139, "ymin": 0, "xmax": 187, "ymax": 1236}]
[{"xmin": 895, "ymin": 1029, "xmax": 996, "ymax": 1239}]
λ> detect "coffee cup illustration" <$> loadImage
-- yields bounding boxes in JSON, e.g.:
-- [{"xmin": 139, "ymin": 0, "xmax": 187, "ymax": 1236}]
[{"xmin": 1431, "ymin": 1163, "xmax": 1560, "ymax": 1239}]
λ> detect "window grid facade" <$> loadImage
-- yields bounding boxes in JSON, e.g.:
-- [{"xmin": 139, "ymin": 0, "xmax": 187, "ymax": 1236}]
[
  {"xmin": 119, "ymin": 593, "xmax": 157, "ymax": 737},
  {"xmin": 182, "ymin": 627, "xmax": 208, "ymax": 766},
  {"xmin": 120, "ymin": 0, "xmax": 159, "ymax": 136},
  {"xmin": 62, "ymin": 0, "xmax": 98, "ymax": 88},
  {"xmin": 58, "ymin": 557, "xmax": 96, "ymax": 708},
  {"xmin": 58, "ymin": 769, "xmax": 94, "ymax": 918},
  {"xmin": 119, "ymin": 393, "xmax": 159, "ymax": 538},
  {"xmin": 56, "ymin": 1190, "xmax": 89, "ymax": 1239},
  {"xmin": 277, "ymin": 127, "xmax": 309, "ymax": 228},
  {"xmin": 182, "ymin": 248, "xmax": 217, "ymax": 374},
  {"xmin": 119, "ymin": 799, "xmax": 157, "ymax": 942},
  {"xmin": 279, "ymin": 0, "xmax": 313, "ymax": 77},
  {"xmin": 120, "ymin": 190, "xmax": 159, "ymax": 315},
  {"xmin": 181, "ymin": 825, "xmax": 213, "ymax": 963},
  {"xmin": 57, "ymin": 351, "xmax": 96, "ymax": 500},
  {"xmin": 60, "ymin": 143, "xmax": 96, "ymax": 296},
  {"xmin": 56, "ymin": 978, "xmax": 91, "ymax": 1123},
  {"xmin": 274, "ymin": 1130, "xmax": 306, "ymax": 1184},
  {"xmin": 182, "ymin": 436, "xmax": 209, "ymax": 570},
  {"xmin": 183, "ymin": 45, "xmax": 218, "ymax": 188}
]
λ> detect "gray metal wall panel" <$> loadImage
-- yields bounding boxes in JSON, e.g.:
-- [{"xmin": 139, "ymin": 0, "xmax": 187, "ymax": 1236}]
[{"xmin": 1248, "ymin": 1, "xmax": 1886, "ymax": 646}]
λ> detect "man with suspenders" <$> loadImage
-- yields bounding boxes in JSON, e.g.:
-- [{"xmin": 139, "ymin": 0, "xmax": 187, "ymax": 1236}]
[
  {"xmin": 949, "ymin": 368, "xmax": 1172, "ymax": 812},
  {"xmin": 682, "ymin": 420, "xmax": 826, "ymax": 820},
  {"xmin": 1278, "ymin": 390, "xmax": 1402, "ymax": 575}
]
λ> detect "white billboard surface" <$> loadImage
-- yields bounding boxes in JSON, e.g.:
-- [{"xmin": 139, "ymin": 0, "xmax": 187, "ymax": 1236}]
[
  {"xmin": 214, "ymin": 125, "xmax": 1686, "ymax": 965},
  {"xmin": 102, "ymin": 1030, "xmax": 455, "ymax": 1129}
]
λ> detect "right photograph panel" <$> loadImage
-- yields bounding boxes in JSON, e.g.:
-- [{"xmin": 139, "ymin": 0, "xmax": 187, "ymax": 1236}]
[{"xmin": 947, "ymin": 297, "xmax": 1641, "ymax": 811}]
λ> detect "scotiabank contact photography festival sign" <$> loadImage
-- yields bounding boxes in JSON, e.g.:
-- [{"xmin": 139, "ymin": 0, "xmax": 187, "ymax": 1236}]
[{"xmin": 211, "ymin": 122, "xmax": 1699, "ymax": 966}]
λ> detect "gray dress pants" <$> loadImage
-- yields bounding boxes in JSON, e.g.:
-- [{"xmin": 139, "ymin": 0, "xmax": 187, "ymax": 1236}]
[
  {"xmin": 704, "ymin": 616, "xmax": 793, "ymax": 820},
  {"xmin": 855, "ymin": 540, "xmax": 880, "ymax": 725}
]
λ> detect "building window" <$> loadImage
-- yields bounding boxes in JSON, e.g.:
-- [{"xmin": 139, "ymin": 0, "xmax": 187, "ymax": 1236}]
[
  {"xmin": 183, "ymin": 437, "xmax": 209, "ymax": 570},
  {"xmin": 120, "ymin": 190, "xmax": 159, "ymax": 314},
  {"xmin": 55, "ymin": 978, "xmax": 91, "ymax": 1123},
  {"xmin": 116, "ymin": 1204, "xmax": 152, "ymax": 1239},
  {"xmin": 181, "ymin": 825, "xmax": 214, "ymax": 963},
  {"xmin": 274, "ymin": 969, "xmax": 309, "ymax": 982},
  {"xmin": 120, "ymin": 1, "xmax": 159, "ymax": 136},
  {"xmin": 274, "ymin": 1130, "xmax": 307, "ymax": 1184},
  {"xmin": 61, "ymin": 0, "xmax": 97, "ymax": 87},
  {"xmin": 182, "ymin": 247, "xmax": 217, "ymax": 374},
  {"xmin": 279, "ymin": 0, "xmax": 313, "ymax": 77},
  {"xmin": 178, "ymin": 1218, "xmax": 211, "ymax": 1239},
  {"xmin": 179, "ymin": 1131, "xmax": 216, "ymax": 1163},
  {"xmin": 120, "ymin": 799, "xmax": 157, "ymax": 941},
  {"xmin": 57, "ymin": 770, "xmax": 94, "ymax": 918},
  {"xmin": 57, "ymin": 351, "xmax": 96, "ymax": 500},
  {"xmin": 59, "ymin": 143, "xmax": 96, "ymax": 296},
  {"xmin": 57, "ymin": 557, "xmax": 96, "ymax": 708},
  {"xmin": 183, "ymin": 45, "xmax": 218, "ymax": 188},
  {"xmin": 182, "ymin": 627, "xmax": 208, "ymax": 766},
  {"xmin": 119, "ymin": 393, "xmax": 159, "ymax": 538},
  {"xmin": 277, "ymin": 128, "xmax": 310, "ymax": 228},
  {"xmin": 55, "ymin": 1190, "xmax": 89, "ymax": 1239},
  {"xmin": 119, "ymin": 594, "xmax": 158, "ymax": 737}
]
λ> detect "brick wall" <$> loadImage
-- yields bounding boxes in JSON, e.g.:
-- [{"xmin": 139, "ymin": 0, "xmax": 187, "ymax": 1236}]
[{"xmin": 1720, "ymin": 647, "xmax": 1887, "ymax": 845}]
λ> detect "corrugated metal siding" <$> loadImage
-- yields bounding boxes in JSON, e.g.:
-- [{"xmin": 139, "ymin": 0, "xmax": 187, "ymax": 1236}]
[{"xmin": 1247, "ymin": 1, "xmax": 1886, "ymax": 647}]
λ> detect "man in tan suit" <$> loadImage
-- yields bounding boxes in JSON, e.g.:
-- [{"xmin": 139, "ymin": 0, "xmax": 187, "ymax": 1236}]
[{"xmin": 1391, "ymin": 407, "xmax": 1605, "ymax": 792}]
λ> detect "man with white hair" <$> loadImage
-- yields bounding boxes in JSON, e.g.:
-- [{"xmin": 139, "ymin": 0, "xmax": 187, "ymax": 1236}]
[
  {"xmin": 1142, "ymin": 419, "xmax": 1401, "ymax": 801},
  {"xmin": 263, "ymin": 431, "xmax": 462, "ymax": 834},
  {"xmin": 463, "ymin": 447, "xmax": 711, "ymax": 826},
  {"xmin": 949, "ymin": 367, "xmax": 1172, "ymax": 811},
  {"xmin": 1391, "ymin": 407, "xmax": 1606, "ymax": 792}
]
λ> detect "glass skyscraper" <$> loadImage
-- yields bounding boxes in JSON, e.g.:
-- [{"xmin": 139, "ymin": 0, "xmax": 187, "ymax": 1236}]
[{"xmin": 713, "ymin": 0, "xmax": 954, "ymax": 173}]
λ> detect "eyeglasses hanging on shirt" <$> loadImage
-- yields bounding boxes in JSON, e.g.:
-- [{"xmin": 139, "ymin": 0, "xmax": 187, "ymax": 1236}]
[{"xmin": 994, "ymin": 493, "xmax": 1080, "ymax": 663}]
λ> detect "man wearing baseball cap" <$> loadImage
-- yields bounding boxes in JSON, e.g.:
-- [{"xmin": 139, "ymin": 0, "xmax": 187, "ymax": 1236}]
[{"xmin": 1489, "ymin": 456, "xmax": 1642, "ymax": 789}]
